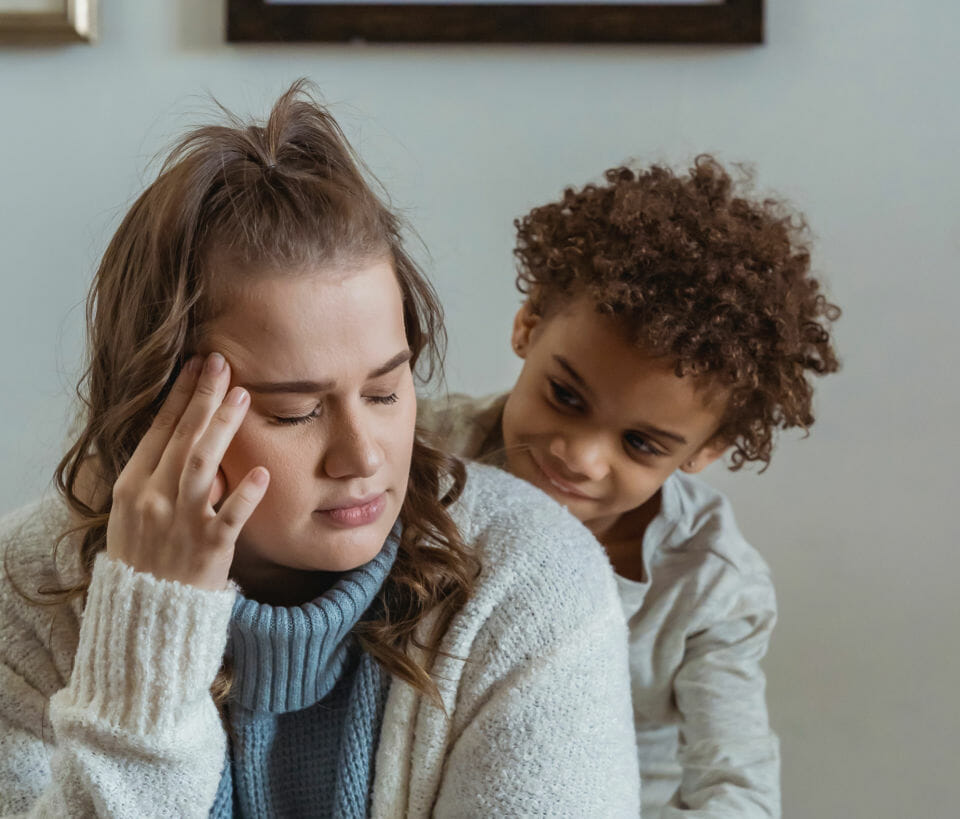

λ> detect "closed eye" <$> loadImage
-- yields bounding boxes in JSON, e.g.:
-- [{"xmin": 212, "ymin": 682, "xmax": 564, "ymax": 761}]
[
  {"xmin": 274, "ymin": 405, "xmax": 322, "ymax": 426},
  {"xmin": 367, "ymin": 392, "xmax": 398, "ymax": 406},
  {"xmin": 273, "ymin": 392, "xmax": 398, "ymax": 426}
]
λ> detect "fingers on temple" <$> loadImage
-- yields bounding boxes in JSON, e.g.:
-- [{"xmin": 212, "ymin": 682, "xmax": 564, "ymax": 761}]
[
  {"xmin": 155, "ymin": 354, "xmax": 231, "ymax": 492},
  {"xmin": 178, "ymin": 386, "xmax": 251, "ymax": 507},
  {"xmin": 123, "ymin": 357, "xmax": 202, "ymax": 480},
  {"xmin": 212, "ymin": 467, "xmax": 269, "ymax": 543}
]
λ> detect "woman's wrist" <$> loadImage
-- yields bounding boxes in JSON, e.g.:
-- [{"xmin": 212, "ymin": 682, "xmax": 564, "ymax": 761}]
[{"xmin": 57, "ymin": 552, "xmax": 235, "ymax": 734}]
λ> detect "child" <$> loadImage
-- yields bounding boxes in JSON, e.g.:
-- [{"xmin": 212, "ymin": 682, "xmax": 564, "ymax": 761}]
[
  {"xmin": 0, "ymin": 82, "xmax": 641, "ymax": 816},
  {"xmin": 421, "ymin": 157, "xmax": 841, "ymax": 817}
]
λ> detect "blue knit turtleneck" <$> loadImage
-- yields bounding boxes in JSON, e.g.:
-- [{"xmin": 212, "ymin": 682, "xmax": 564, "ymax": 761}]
[{"xmin": 209, "ymin": 526, "xmax": 400, "ymax": 818}]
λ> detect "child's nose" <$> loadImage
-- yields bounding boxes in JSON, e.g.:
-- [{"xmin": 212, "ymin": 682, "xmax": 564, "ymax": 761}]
[{"xmin": 549, "ymin": 433, "xmax": 608, "ymax": 482}]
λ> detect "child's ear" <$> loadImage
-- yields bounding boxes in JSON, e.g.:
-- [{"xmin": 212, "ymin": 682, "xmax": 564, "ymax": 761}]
[
  {"xmin": 679, "ymin": 440, "xmax": 728, "ymax": 474},
  {"xmin": 511, "ymin": 302, "xmax": 540, "ymax": 358}
]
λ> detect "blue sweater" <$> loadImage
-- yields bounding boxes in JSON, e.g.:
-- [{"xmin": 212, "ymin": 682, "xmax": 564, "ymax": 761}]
[{"xmin": 209, "ymin": 528, "xmax": 399, "ymax": 818}]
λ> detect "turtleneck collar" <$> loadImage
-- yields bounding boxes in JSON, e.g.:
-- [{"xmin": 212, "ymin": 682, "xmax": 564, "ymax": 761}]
[{"xmin": 226, "ymin": 523, "xmax": 400, "ymax": 714}]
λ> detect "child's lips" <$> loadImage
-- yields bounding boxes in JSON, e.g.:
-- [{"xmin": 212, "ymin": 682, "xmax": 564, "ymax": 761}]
[{"xmin": 530, "ymin": 453, "xmax": 595, "ymax": 500}]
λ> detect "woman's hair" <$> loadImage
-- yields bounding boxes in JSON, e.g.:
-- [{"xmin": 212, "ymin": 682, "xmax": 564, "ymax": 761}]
[
  {"xmin": 45, "ymin": 79, "xmax": 477, "ymax": 704},
  {"xmin": 514, "ymin": 156, "xmax": 841, "ymax": 469}
]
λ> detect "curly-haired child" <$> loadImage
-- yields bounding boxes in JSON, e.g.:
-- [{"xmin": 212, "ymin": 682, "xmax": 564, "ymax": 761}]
[{"xmin": 420, "ymin": 156, "xmax": 841, "ymax": 818}]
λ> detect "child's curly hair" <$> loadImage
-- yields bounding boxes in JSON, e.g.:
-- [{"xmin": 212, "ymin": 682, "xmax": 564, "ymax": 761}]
[{"xmin": 514, "ymin": 155, "xmax": 840, "ymax": 470}]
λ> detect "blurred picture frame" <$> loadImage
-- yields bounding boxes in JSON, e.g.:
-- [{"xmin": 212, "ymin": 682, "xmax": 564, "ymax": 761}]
[
  {"xmin": 0, "ymin": 0, "xmax": 95, "ymax": 43},
  {"xmin": 227, "ymin": 0, "xmax": 763, "ymax": 44}
]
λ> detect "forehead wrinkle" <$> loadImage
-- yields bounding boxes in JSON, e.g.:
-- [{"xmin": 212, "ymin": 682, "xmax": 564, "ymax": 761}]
[
  {"xmin": 244, "ymin": 350, "xmax": 411, "ymax": 396},
  {"xmin": 196, "ymin": 257, "xmax": 405, "ymax": 399}
]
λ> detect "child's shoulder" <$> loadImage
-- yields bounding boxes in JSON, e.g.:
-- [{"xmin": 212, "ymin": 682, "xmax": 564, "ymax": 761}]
[
  {"xmin": 418, "ymin": 390, "xmax": 505, "ymax": 423},
  {"xmin": 659, "ymin": 471, "xmax": 771, "ymax": 579},
  {"xmin": 417, "ymin": 392, "xmax": 507, "ymax": 460}
]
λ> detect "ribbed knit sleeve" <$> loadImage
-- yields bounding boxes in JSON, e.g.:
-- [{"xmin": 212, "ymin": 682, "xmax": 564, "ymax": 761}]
[
  {"xmin": 2, "ymin": 550, "xmax": 235, "ymax": 818},
  {"xmin": 61, "ymin": 554, "xmax": 234, "ymax": 736}
]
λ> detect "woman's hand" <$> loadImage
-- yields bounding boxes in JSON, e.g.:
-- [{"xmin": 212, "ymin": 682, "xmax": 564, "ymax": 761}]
[{"xmin": 106, "ymin": 352, "xmax": 269, "ymax": 590}]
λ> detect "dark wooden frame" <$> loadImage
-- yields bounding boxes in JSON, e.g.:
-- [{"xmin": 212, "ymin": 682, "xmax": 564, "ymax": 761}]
[{"xmin": 227, "ymin": 1, "xmax": 763, "ymax": 44}]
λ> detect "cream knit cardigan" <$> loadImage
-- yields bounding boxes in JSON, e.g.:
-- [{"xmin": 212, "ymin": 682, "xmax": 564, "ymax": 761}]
[{"xmin": 0, "ymin": 463, "xmax": 640, "ymax": 817}]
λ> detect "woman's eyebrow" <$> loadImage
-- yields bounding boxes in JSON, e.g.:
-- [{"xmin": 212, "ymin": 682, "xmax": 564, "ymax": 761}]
[
  {"xmin": 245, "ymin": 349, "xmax": 412, "ymax": 395},
  {"xmin": 369, "ymin": 349, "xmax": 412, "ymax": 379}
]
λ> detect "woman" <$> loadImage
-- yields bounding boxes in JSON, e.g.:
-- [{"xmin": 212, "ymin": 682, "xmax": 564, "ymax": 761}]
[{"xmin": 0, "ymin": 81, "xmax": 639, "ymax": 817}]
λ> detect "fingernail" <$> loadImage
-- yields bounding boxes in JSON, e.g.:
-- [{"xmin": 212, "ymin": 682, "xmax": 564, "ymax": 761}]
[
  {"xmin": 186, "ymin": 356, "xmax": 203, "ymax": 375},
  {"xmin": 205, "ymin": 353, "xmax": 226, "ymax": 375},
  {"xmin": 251, "ymin": 467, "xmax": 269, "ymax": 486},
  {"xmin": 225, "ymin": 386, "xmax": 248, "ymax": 406}
]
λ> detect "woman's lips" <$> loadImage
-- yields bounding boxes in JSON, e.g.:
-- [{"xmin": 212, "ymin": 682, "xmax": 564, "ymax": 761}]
[
  {"xmin": 315, "ymin": 493, "xmax": 386, "ymax": 527},
  {"xmin": 530, "ymin": 453, "xmax": 595, "ymax": 501}
]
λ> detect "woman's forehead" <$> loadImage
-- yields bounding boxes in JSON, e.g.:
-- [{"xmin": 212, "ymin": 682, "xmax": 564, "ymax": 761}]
[{"xmin": 200, "ymin": 260, "xmax": 406, "ymax": 376}]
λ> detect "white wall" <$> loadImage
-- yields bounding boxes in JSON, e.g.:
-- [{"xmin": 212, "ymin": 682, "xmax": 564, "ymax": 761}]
[{"xmin": 1, "ymin": 1, "xmax": 956, "ymax": 815}]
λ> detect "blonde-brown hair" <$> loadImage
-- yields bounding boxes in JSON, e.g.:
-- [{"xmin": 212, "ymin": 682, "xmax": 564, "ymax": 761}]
[{"xmin": 45, "ymin": 80, "xmax": 477, "ymax": 704}]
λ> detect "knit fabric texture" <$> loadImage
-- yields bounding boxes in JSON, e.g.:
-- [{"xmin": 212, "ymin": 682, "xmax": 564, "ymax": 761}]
[
  {"xmin": 0, "ymin": 464, "xmax": 642, "ymax": 817},
  {"xmin": 209, "ymin": 525, "xmax": 398, "ymax": 818}
]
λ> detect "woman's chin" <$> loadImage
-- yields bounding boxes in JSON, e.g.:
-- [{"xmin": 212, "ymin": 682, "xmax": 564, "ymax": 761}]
[{"xmin": 306, "ymin": 525, "xmax": 396, "ymax": 573}]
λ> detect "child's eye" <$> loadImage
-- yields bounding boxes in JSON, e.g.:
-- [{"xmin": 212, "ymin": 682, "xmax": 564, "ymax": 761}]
[
  {"xmin": 274, "ymin": 406, "xmax": 322, "ymax": 426},
  {"xmin": 549, "ymin": 379, "xmax": 583, "ymax": 410},
  {"xmin": 624, "ymin": 431, "xmax": 663, "ymax": 457}
]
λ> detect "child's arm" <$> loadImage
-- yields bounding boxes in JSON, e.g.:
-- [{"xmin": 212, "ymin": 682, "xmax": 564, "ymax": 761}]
[
  {"xmin": 668, "ymin": 570, "xmax": 780, "ymax": 817},
  {"xmin": 0, "ymin": 551, "xmax": 234, "ymax": 817}
]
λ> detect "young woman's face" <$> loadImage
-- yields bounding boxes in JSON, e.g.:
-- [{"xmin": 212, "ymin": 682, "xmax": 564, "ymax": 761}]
[
  {"xmin": 200, "ymin": 257, "xmax": 416, "ymax": 581},
  {"xmin": 502, "ymin": 296, "xmax": 727, "ymax": 541}
]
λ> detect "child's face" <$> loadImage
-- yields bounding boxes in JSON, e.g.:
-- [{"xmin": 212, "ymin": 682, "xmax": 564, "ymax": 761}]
[
  {"xmin": 502, "ymin": 297, "xmax": 727, "ymax": 541},
  {"xmin": 200, "ymin": 257, "xmax": 416, "ymax": 582}
]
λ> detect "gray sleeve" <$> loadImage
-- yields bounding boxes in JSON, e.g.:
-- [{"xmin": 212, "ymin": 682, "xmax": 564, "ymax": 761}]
[{"xmin": 665, "ymin": 570, "xmax": 781, "ymax": 818}]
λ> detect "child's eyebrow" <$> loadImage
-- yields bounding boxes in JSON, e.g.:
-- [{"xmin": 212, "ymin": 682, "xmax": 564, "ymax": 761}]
[
  {"xmin": 245, "ymin": 349, "xmax": 411, "ymax": 395},
  {"xmin": 554, "ymin": 356, "xmax": 593, "ymax": 395},
  {"xmin": 640, "ymin": 425, "xmax": 688, "ymax": 446}
]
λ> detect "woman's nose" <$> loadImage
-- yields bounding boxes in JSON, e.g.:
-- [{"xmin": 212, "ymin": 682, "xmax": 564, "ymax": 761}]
[
  {"xmin": 322, "ymin": 408, "xmax": 384, "ymax": 479},
  {"xmin": 548, "ymin": 433, "xmax": 608, "ymax": 481}
]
